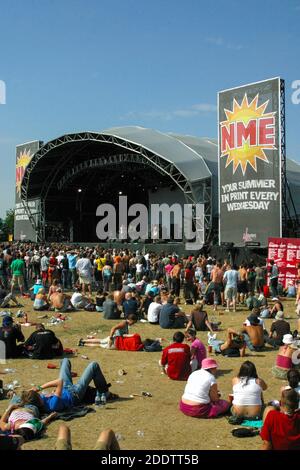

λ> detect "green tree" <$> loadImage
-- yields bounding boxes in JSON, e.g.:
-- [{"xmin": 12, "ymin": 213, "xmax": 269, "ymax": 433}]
[{"xmin": 1, "ymin": 209, "xmax": 14, "ymax": 240}]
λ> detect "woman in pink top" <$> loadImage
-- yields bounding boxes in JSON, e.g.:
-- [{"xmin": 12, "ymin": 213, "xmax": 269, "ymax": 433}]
[
  {"xmin": 165, "ymin": 263, "xmax": 173, "ymax": 291},
  {"xmin": 185, "ymin": 329, "xmax": 207, "ymax": 371},
  {"xmin": 272, "ymin": 334, "xmax": 300, "ymax": 380}
]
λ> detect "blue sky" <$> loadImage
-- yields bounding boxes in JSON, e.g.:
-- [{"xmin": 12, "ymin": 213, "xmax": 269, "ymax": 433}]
[{"xmin": 0, "ymin": 0, "xmax": 300, "ymax": 217}]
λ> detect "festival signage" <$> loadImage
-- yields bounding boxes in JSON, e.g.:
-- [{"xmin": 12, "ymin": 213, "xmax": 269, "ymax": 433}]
[
  {"xmin": 14, "ymin": 141, "xmax": 42, "ymax": 241},
  {"xmin": 268, "ymin": 237, "xmax": 300, "ymax": 288},
  {"xmin": 218, "ymin": 78, "xmax": 282, "ymax": 247}
]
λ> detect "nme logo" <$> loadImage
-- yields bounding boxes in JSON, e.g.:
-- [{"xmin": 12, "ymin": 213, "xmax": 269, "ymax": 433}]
[
  {"xmin": 0, "ymin": 80, "xmax": 6, "ymax": 104},
  {"xmin": 220, "ymin": 93, "xmax": 276, "ymax": 175}
]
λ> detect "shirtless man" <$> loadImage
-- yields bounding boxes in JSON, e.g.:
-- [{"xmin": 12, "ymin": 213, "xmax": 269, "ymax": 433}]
[
  {"xmin": 50, "ymin": 289, "xmax": 73, "ymax": 312},
  {"xmin": 210, "ymin": 263, "xmax": 224, "ymax": 312},
  {"xmin": 240, "ymin": 315, "xmax": 265, "ymax": 351}
]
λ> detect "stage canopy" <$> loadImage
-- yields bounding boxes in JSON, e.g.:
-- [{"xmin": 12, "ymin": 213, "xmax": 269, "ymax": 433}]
[{"xmin": 19, "ymin": 126, "xmax": 300, "ymax": 242}]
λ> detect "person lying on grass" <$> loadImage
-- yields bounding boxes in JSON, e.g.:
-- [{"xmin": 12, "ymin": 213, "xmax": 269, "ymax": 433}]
[
  {"xmin": 22, "ymin": 358, "xmax": 117, "ymax": 412},
  {"xmin": 0, "ymin": 392, "xmax": 56, "ymax": 441}
]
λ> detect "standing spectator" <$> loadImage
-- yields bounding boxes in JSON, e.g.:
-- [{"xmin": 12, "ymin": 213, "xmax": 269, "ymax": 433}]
[
  {"xmin": 10, "ymin": 253, "xmax": 25, "ymax": 297},
  {"xmin": 255, "ymin": 263, "xmax": 266, "ymax": 294},
  {"xmin": 102, "ymin": 261, "xmax": 113, "ymax": 292},
  {"xmin": 0, "ymin": 253, "xmax": 7, "ymax": 288},
  {"xmin": 31, "ymin": 251, "xmax": 41, "ymax": 280},
  {"xmin": 67, "ymin": 251, "xmax": 78, "ymax": 288},
  {"xmin": 113, "ymin": 256, "xmax": 124, "ymax": 290},
  {"xmin": 223, "ymin": 264, "xmax": 239, "ymax": 313},
  {"xmin": 40, "ymin": 252, "xmax": 49, "ymax": 287},
  {"xmin": 210, "ymin": 262, "xmax": 224, "ymax": 312},
  {"xmin": 60, "ymin": 254, "xmax": 69, "ymax": 290},
  {"xmin": 269, "ymin": 259, "xmax": 279, "ymax": 300},
  {"xmin": 164, "ymin": 259, "xmax": 173, "ymax": 291},
  {"xmin": 171, "ymin": 261, "xmax": 181, "ymax": 297},
  {"xmin": 76, "ymin": 253, "xmax": 93, "ymax": 298},
  {"xmin": 160, "ymin": 331, "xmax": 191, "ymax": 380},
  {"xmin": 183, "ymin": 263, "xmax": 196, "ymax": 303}
]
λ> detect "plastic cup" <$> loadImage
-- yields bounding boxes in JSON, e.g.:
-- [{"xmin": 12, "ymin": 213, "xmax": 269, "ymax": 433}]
[{"xmin": 228, "ymin": 394, "xmax": 234, "ymax": 404}]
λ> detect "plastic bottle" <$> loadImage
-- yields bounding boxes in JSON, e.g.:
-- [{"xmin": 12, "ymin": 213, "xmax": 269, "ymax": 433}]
[
  {"xmin": 94, "ymin": 393, "xmax": 101, "ymax": 406},
  {"xmin": 100, "ymin": 392, "xmax": 107, "ymax": 406}
]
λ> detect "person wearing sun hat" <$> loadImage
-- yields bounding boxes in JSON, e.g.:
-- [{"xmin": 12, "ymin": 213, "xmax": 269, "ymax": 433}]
[
  {"xmin": 272, "ymin": 334, "xmax": 300, "ymax": 380},
  {"xmin": 179, "ymin": 357, "xmax": 230, "ymax": 418}
]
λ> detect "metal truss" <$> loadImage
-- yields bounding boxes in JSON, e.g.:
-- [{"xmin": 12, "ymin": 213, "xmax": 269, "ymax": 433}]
[
  {"xmin": 21, "ymin": 132, "xmax": 213, "ymax": 242},
  {"xmin": 280, "ymin": 80, "xmax": 299, "ymax": 235}
]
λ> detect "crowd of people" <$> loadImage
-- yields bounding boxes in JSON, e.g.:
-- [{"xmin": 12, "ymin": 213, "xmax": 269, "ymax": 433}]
[{"xmin": 0, "ymin": 242, "xmax": 300, "ymax": 450}]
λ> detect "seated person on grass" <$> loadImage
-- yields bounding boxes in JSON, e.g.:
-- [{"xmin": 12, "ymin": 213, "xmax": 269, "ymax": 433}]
[
  {"xmin": 185, "ymin": 303, "xmax": 220, "ymax": 334},
  {"xmin": 240, "ymin": 315, "xmax": 265, "ymax": 352},
  {"xmin": 185, "ymin": 329, "xmax": 207, "ymax": 371},
  {"xmin": 231, "ymin": 360, "xmax": 267, "ymax": 421},
  {"xmin": 0, "ymin": 315, "xmax": 25, "ymax": 359},
  {"xmin": 29, "ymin": 279, "xmax": 43, "ymax": 300},
  {"xmin": 0, "ymin": 286, "xmax": 22, "ymax": 308},
  {"xmin": 24, "ymin": 323, "xmax": 63, "ymax": 359},
  {"xmin": 160, "ymin": 331, "xmax": 191, "ymax": 380},
  {"xmin": 33, "ymin": 288, "xmax": 49, "ymax": 311},
  {"xmin": 159, "ymin": 295, "xmax": 187, "ymax": 329},
  {"xmin": 208, "ymin": 328, "xmax": 246, "ymax": 358},
  {"xmin": 79, "ymin": 314, "xmax": 138, "ymax": 349},
  {"xmin": 260, "ymin": 389, "xmax": 300, "ymax": 450},
  {"xmin": 49, "ymin": 288, "xmax": 73, "ymax": 312}
]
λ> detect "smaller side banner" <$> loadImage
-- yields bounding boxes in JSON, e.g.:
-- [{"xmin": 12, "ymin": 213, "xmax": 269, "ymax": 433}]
[
  {"xmin": 268, "ymin": 237, "xmax": 300, "ymax": 288},
  {"xmin": 14, "ymin": 141, "xmax": 42, "ymax": 241}
]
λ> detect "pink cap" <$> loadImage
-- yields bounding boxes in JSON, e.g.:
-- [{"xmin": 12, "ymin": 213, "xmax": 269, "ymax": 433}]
[{"xmin": 201, "ymin": 358, "xmax": 218, "ymax": 370}]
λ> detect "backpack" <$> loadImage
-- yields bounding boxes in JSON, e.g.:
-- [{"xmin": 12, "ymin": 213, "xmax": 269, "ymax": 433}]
[
  {"xmin": 231, "ymin": 428, "xmax": 260, "ymax": 438},
  {"xmin": 143, "ymin": 340, "xmax": 162, "ymax": 352}
]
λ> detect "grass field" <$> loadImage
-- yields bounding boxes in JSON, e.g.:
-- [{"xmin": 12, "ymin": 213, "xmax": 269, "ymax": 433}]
[{"xmin": 0, "ymin": 296, "xmax": 298, "ymax": 450}]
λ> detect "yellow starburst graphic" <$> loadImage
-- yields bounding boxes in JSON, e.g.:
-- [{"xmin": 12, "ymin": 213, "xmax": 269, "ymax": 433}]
[
  {"xmin": 220, "ymin": 94, "xmax": 276, "ymax": 175},
  {"xmin": 16, "ymin": 149, "xmax": 33, "ymax": 196}
]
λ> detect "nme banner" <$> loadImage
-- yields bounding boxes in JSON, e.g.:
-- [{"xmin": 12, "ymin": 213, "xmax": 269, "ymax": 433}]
[
  {"xmin": 268, "ymin": 237, "xmax": 300, "ymax": 288},
  {"xmin": 218, "ymin": 78, "xmax": 282, "ymax": 247},
  {"xmin": 14, "ymin": 141, "xmax": 42, "ymax": 241}
]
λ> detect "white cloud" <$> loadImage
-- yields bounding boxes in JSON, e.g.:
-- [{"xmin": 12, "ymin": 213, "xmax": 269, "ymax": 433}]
[
  {"xmin": 120, "ymin": 103, "xmax": 217, "ymax": 121},
  {"xmin": 205, "ymin": 36, "xmax": 243, "ymax": 51}
]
